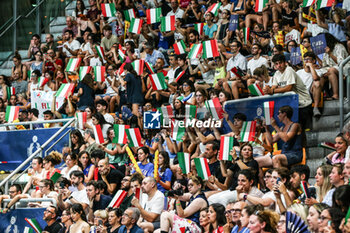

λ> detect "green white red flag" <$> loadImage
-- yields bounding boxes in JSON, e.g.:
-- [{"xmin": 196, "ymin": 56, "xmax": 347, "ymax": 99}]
[
  {"xmin": 113, "ymin": 124, "xmax": 130, "ymax": 144},
  {"xmin": 255, "ymin": 0, "xmax": 268, "ymax": 12},
  {"xmin": 126, "ymin": 128, "xmax": 143, "ymax": 147},
  {"xmin": 131, "ymin": 60, "xmax": 144, "ymax": 76},
  {"xmin": 243, "ymin": 27, "xmax": 250, "ymax": 44},
  {"xmin": 101, "ymin": 3, "xmax": 116, "ymax": 17},
  {"xmin": 95, "ymin": 45, "xmax": 106, "ymax": 63},
  {"xmin": 145, "ymin": 61, "xmax": 155, "ymax": 74},
  {"xmin": 25, "ymin": 218, "xmax": 42, "ymax": 233},
  {"xmin": 202, "ymin": 40, "xmax": 219, "ymax": 59},
  {"xmin": 123, "ymin": 8, "xmax": 136, "ymax": 22},
  {"xmin": 263, "ymin": 101, "xmax": 274, "ymax": 125},
  {"xmin": 79, "ymin": 66, "xmax": 92, "ymax": 80},
  {"xmin": 173, "ymin": 40, "xmax": 187, "ymax": 55},
  {"xmin": 24, "ymin": 227, "xmax": 34, "ymax": 233},
  {"xmin": 5, "ymin": 106, "xmax": 19, "ymax": 123},
  {"xmin": 188, "ymin": 44, "xmax": 203, "ymax": 59},
  {"xmin": 108, "ymin": 190, "xmax": 127, "ymax": 208},
  {"xmin": 161, "ymin": 15, "xmax": 176, "ymax": 32},
  {"xmin": 118, "ymin": 62, "xmax": 126, "ymax": 75},
  {"xmin": 93, "ymin": 124, "xmax": 105, "ymax": 144},
  {"xmin": 94, "ymin": 66, "xmax": 106, "ymax": 82},
  {"xmin": 55, "ymin": 83, "xmax": 75, "ymax": 99},
  {"xmin": 38, "ymin": 77, "xmax": 49, "ymax": 87},
  {"xmin": 194, "ymin": 23, "xmax": 205, "ymax": 36},
  {"xmin": 129, "ymin": 18, "xmax": 143, "ymax": 34},
  {"xmin": 240, "ymin": 121, "xmax": 257, "ymax": 142},
  {"xmin": 206, "ymin": 3, "xmax": 221, "ymax": 16},
  {"xmin": 118, "ymin": 44, "xmax": 126, "ymax": 62},
  {"xmin": 146, "ymin": 8, "xmax": 161, "ymax": 24},
  {"xmin": 159, "ymin": 105, "xmax": 174, "ymax": 124},
  {"xmin": 231, "ymin": 67, "xmax": 244, "ymax": 79},
  {"xmin": 248, "ymin": 83, "xmax": 264, "ymax": 96},
  {"xmin": 6, "ymin": 87, "xmax": 15, "ymax": 100},
  {"xmin": 303, "ymin": 0, "xmax": 316, "ymax": 7},
  {"xmin": 175, "ymin": 69, "xmax": 186, "ymax": 83},
  {"xmin": 178, "ymin": 152, "xmax": 191, "ymax": 174},
  {"xmin": 66, "ymin": 58, "xmax": 81, "ymax": 72},
  {"xmin": 317, "ymin": 0, "xmax": 334, "ymax": 9},
  {"xmin": 194, "ymin": 158, "xmax": 211, "ymax": 180},
  {"xmin": 185, "ymin": 105, "xmax": 197, "ymax": 121},
  {"xmin": 76, "ymin": 112, "xmax": 87, "ymax": 129},
  {"xmin": 171, "ymin": 120, "xmax": 185, "ymax": 141},
  {"xmin": 219, "ymin": 136, "xmax": 234, "ymax": 161},
  {"xmin": 205, "ymin": 97, "xmax": 224, "ymax": 120}
]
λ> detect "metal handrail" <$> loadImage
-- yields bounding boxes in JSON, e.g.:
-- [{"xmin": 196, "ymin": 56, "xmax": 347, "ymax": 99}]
[
  {"xmin": 3, "ymin": 198, "xmax": 57, "ymax": 207},
  {"xmin": 25, "ymin": 0, "xmax": 46, "ymax": 18},
  {"xmin": 0, "ymin": 118, "xmax": 75, "ymax": 193},
  {"xmin": 0, "ymin": 16, "xmax": 15, "ymax": 32},
  {"xmin": 0, "ymin": 118, "xmax": 73, "ymax": 127},
  {"xmin": 0, "ymin": 16, "xmax": 22, "ymax": 38},
  {"xmin": 338, "ymin": 55, "xmax": 350, "ymax": 131}
]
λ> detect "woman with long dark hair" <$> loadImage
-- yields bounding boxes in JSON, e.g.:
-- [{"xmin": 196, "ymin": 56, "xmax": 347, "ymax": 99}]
[
  {"xmin": 72, "ymin": 0, "xmax": 87, "ymax": 18},
  {"xmin": 12, "ymin": 52, "xmax": 28, "ymax": 81},
  {"xmin": 70, "ymin": 129, "xmax": 86, "ymax": 155},
  {"xmin": 78, "ymin": 150, "xmax": 95, "ymax": 183},
  {"xmin": 70, "ymin": 203, "xmax": 90, "ymax": 232},
  {"xmin": 208, "ymin": 203, "xmax": 226, "ymax": 233},
  {"xmin": 85, "ymin": 112, "xmax": 112, "ymax": 139},
  {"xmin": 156, "ymin": 151, "xmax": 172, "ymax": 193},
  {"xmin": 132, "ymin": 147, "xmax": 154, "ymax": 177},
  {"xmin": 318, "ymin": 208, "xmax": 345, "ymax": 233},
  {"xmin": 77, "ymin": 73, "xmax": 96, "ymax": 111}
]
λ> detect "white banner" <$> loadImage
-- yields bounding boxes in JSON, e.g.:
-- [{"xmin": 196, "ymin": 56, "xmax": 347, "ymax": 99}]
[{"xmin": 31, "ymin": 91, "xmax": 65, "ymax": 118}]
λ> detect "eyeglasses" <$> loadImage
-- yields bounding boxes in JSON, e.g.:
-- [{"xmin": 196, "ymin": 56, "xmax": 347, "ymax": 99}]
[
  {"xmin": 264, "ymin": 175, "xmax": 272, "ymax": 179},
  {"xmin": 224, "ymin": 209, "xmax": 241, "ymax": 214},
  {"xmin": 39, "ymin": 185, "xmax": 46, "ymax": 189},
  {"xmin": 183, "ymin": 84, "xmax": 189, "ymax": 87},
  {"xmin": 45, "ymin": 209, "xmax": 55, "ymax": 214},
  {"xmin": 123, "ymin": 213, "xmax": 132, "ymax": 218}
]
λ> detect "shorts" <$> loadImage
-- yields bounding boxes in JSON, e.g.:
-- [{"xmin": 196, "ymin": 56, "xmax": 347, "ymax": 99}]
[
  {"xmin": 172, "ymin": 214, "xmax": 201, "ymax": 233},
  {"xmin": 152, "ymin": 221, "xmax": 161, "ymax": 230},
  {"xmin": 285, "ymin": 151, "xmax": 303, "ymax": 166}
]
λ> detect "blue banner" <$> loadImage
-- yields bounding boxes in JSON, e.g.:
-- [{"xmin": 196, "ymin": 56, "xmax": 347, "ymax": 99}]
[
  {"xmin": 310, "ymin": 33, "xmax": 326, "ymax": 55},
  {"xmin": 0, "ymin": 128, "xmax": 72, "ymax": 171},
  {"xmin": 290, "ymin": 47, "xmax": 302, "ymax": 66},
  {"xmin": 224, "ymin": 93, "xmax": 299, "ymax": 126},
  {"xmin": 0, "ymin": 208, "xmax": 46, "ymax": 233},
  {"xmin": 228, "ymin": 15, "xmax": 239, "ymax": 31}
]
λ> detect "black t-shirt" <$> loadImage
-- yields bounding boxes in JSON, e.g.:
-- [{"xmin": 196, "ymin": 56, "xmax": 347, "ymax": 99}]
[
  {"xmin": 97, "ymin": 168, "xmax": 124, "ymax": 195},
  {"xmin": 124, "ymin": 73, "xmax": 144, "ymax": 104},
  {"xmin": 174, "ymin": 67, "xmax": 190, "ymax": 85},
  {"xmin": 228, "ymin": 159, "xmax": 259, "ymax": 190},
  {"xmin": 281, "ymin": 9, "xmax": 297, "ymax": 27},
  {"xmin": 209, "ymin": 160, "xmax": 225, "ymax": 184},
  {"xmin": 93, "ymin": 194, "xmax": 113, "ymax": 212},
  {"xmin": 44, "ymin": 221, "xmax": 63, "ymax": 233}
]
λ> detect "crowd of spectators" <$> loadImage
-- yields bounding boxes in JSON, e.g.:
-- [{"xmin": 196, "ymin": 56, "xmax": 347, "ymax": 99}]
[{"xmin": 1, "ymin": 0, "xmax": 350, "ymax": 232}]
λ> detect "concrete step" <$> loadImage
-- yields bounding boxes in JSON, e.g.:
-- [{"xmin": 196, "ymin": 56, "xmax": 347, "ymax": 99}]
[
  {"xmin": 306, "ymin": 146, "xmax": 333, "ymax": 160},
  {"xmin": 306, "ymin": 131, "xmax": 339, "ymax": 148},
  {"xmin": 0, "ymin": 68, "xmax": 12, "ymax": 76},
  {"xmin": 312, "ymin": 114, "xmax": 344, "ymax": 132},
  {"xmin": 51, "ymin": 16, "xmax": 67, "ymax": 25},
  {"xmin": 50, "ymin": 25, "xmax": 66, "ymax": 34},
  {"xmin": 322, "ymin": 99, "xmax": 350, "ymax": 116},
  {"xmin": 306, "ymin": 158, "xmax": 323, "ymax": 177}
]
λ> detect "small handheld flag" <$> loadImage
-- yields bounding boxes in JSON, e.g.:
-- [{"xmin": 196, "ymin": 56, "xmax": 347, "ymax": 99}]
[
  {"xmin": 194, "ymin": 158, "xmax": 211, "ymax": 180},
  {"xmin": 240, "ymin": 121, "xmax": 257, "ymax": 142}
]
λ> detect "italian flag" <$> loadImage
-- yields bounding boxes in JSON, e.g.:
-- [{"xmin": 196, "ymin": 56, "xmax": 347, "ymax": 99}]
[
  {"xmin": 300, "ymin": 181, "xmax": 310, "ymax": 198},
  {"xmin": 93, "ymin": 124, "xmax": 105, "ymax": 144},
  {"xmin": 205, "ymin": 97, "xmax": 224, "ymax": 120},
  {"xmin": 175, "ymin": 69, "xmax": 186, "ymax": 83},
  {"xmin": 231, "ymin": 67, "xmax": 244, "ymax": 79},
  {"xmin": 108, "ymin": 190, "xmax": 127, "ymax": 208},
  {"xmin": 55, "ymin": 83, "xmax": 75, "ymax": 99},
  {"xmin": 188, "ymin": 44, "xmax": 203, "ymax": 59},
  {"xmin": 79, "ymin": 66, "xmax": 92, "ymax": 80},
  {"xmin": 129, "ymin": 18, "xmax": 143, "ymax": 34},
  {"xmin": 243, "ymin": 27, "xmax": 250, "ymax": 44},
  {"xmin": 255, "ymin": 0, "xmax": 268, "ymax": 12},
  {"xmin": 219, "ymin": 136, "xmax": 234, "ymax": 161},
  {"xmin": 317, "ymin": 0, "xmax": 334, "ymax": 9},
  {"xmin": 101, "ymin": 3, "xmax": 116, "ymax": 17},
  {"xmin": 303, "ymin": 0, "xmax": 316, "ymax": 7},
  {"xmin": 172, "ymin": 120, "xmax": 185, "ymax": 141},
  {"xmin": 113, "ymin": 124, "xmax": 130, "ymax": 144},
  {"xmin": 194, "ymin": 23, "xmax": 205, "ymax": 36},
  {"xmin": 95, "ymin": 45, "xmax": 106, "ymax": 63},
  {"xmin": 150, "ymin": 73, "xmax": 168, "ymax": 90},
  {"xmin": 38, "ymin": 77, "xmax": 49, "ymax": 87},
  {"xmin": 94, "ymin": 66, "xmax": 106, "ymax": 82},
  {"xmin": 159, "ymin": 105, "xmax": 174, "ymax": 123},
  {"xmin": 263, "ymin": 101, "xmax": 274, "ymax": 125},
  {"xmin": 76, "ymin": 112, "xmax": 87, "ymax": 129},
  {"xmin": 145, "ymin": 61, "xmax": 155, "ymax": 74},
  {"xmin": 131, "ymin": 60, "xmax": 144, "ymax": 76},
  {"xmin": 118, "ymin": 62, "xmax": 126, "ymax": 75},
  {"xmin": 126, "ymin": 128, "xmax": 143, "ymax": 147},
  {"xmin": 173, "ymin": 40, "xmax": 187, "ymax": 55},
  {"xmin": 202, "ymin": 40, "xmax": 219, "ymax": 59},
  {"xmin": 7, "ymin": 87, "xmax": 15, "ymax": 100},
  {"xmin": 185, "ymin": 105, "xmax": 197, "ymax": 121},
  {"xmin": 118, "ymin": 44, "xmax": 126, "ymax": 62},
  {"xmin": 124, "ymin": 8, "xmax": 136, "ymax": 22},
  {"xmin": 178, "ymin": 152, "xmax": 191, "ymax": 174},
  {"xmin": 194, "ymin": 158, "xmax": 211, "ymax": 180},
  {"xmin": 5, "ymin": 106, "xmax": 19, "ymax": 123},
  {"xmin": 240, "ymin": 121, "xmax": 257, "ymax": 142},
  {"xmin": 24, "ymin": 227, "xmax": 34, "ymax": 233},
  {"xmin": 66, "ymin": 58, "xmax": 81, "ymax": 72},
  {"xmin": 146, "ymin": 8, "xmax": 161, "ymax": 24},
  {"xmin": 25, "ymin": 218, "xmax": 42, "ymax": 233},
  {"xmin": 206, "ymin": 3, "xmax": 221, "ymax": 16},
  {"xmin": 161, "ymin": 15, "xmax": 175, "ymax": 32},
  {"xmin": 248, "ymin": 83, "xmax": 264, "ymax": 96}
]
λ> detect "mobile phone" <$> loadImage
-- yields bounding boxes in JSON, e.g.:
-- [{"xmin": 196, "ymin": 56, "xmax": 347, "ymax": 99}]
[
  {"xmin": 98, "ymin": 219, "xmax": 103, "ymax": 226},
  {"xmin": 328, "ymin": 220, "xmax": 332, "ymax": 226},
  {"xmin": 276, "ymin": 177, "xmax": 281, "ymax": 184}
]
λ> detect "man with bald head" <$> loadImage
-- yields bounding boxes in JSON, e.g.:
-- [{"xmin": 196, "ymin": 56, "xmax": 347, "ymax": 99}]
[
  {"xmin": 97, "ymin": 158, "xmax": 124, "ymax": 195},
  {"xmin": 131, "ymin": 176, "xmax": 165, "ymax": 232}
]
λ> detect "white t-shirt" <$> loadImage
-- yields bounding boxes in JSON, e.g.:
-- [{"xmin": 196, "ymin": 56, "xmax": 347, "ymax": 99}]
[
  {"xmin": 296, "ymin": 68, "xmax": 326, "ymax": 91},
  {"xmin": 63, "ymin": 40, "xmax": 81, "ymax": 57},
  {"xmin": 306, "ymin": 23, "xmax": 328, "ymax": 37},
  {"xmin": 247, "ymin": 56, "xmax": 269, "ymax": 75},
  {"xmin": 166, "ymin": 8, "xmax": 184, "ymax": 19},
  {"xmin": 285, "ymin": 29, "xmax": 301, "ymax": 44},
  {"xmin": 61, "ymin": 165, "xmax": 80, "ymax": 179},
  {"xmin": 42, "ymin": 191, "xmax": 59, "ymax": 207},
  {"xmin": 226, "ymin": 53, "xmax": 247, "ymax": 78},
  {"xmin": 140, "ymin": 190, "xmax": 165, "ymax": 221},
  {"xmin": 90, "ymin": 57, "xmax": 103, "ymax": 66},
  {"xmin": 103, "ymin": 113, "xmax": 114, "ymax": 125},
  {"xmin": 66, "ymin": 188, "xmax": 90, "ymax": 205}
]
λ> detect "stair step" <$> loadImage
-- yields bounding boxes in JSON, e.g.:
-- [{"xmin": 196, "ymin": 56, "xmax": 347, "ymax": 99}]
[
  {"xmin": 306, "ymin": 158, "xmax": 324, "ymax": 177},
  {"xmin": 51, "ymin": 16, "xmax": 67, "ymax": 25},
  {"xmin": 306, "ymin": 146, "xmax": 333, "ymax": 160},
  {"xmin": 50, "ymin": 25, "xmax": 66, "ymax": 34},
  {"xmin": 0, "ymin": 68, "xmax": 12, "ymax": 76},
  {"xmin": 322, "ymin": 99, "xmax": 350, "ymax": 116},
  {"xmin": 306, "ymin": 131, "xmax": 339, "ymax": 148},
  {"xmin": 312, "ymin": 114, "xmax": 344, "ymax": 131}
]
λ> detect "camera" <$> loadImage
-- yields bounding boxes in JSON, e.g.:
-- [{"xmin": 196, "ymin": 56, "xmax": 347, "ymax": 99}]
[{"xmin": 165, "ymin": 188, "xmax": 184, "ymax": 197}]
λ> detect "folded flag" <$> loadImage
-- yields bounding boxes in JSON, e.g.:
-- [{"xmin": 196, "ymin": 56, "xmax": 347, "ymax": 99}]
[
  {"xmin": 172, "ymin": 120, "xmax": 186, "ymax": 141},
  {"xmin": 185, "ymin": 105, "xmax": 197, "ymax": 121},
  {"xmin": 7, "ymin": 87, "xmax": 15, "ymax": 100},
  {"xmin": 118, "ymin": 44, "xmax": 126, "ymax": 62},
  {"xmin": 206, "ymin": 3, "xmax": 221, "ymax": 16},
  {"xmin": 66, "ymin": 58, "xmax": 81, "ymax": 72},
  {"xmin": 94, "ymin": 66, "xmax": 106, "ymax": 82},
  {"xmin": 300, "ymin": 181, "xmax": 311, "ymax": 198},
  {"xmin": 124, "ymin": 8, "xmax": 136, "ymax": 22},
  {"xmin": 118, "ymin": 62, "xmax": 126, "ymax": 75},
  {"xmin": 240, "ymin": 121, "xmax": 257, "ymax": 142},
  {"xmin": 231, "ymin": 67, "xmax": 244, "ymax": 79},
  {"xmin": 194, "ymin": 23, "xmax": 205, "ymax": 36},
  {"xmin": 135, "ymin": 187, "xmax": 143, "ymax": 203},
  {"xmin": 303, "ymin": 0, "xmax": 316, "ymax": 7},
  {"xmin": 50, "ymin": 172, "xmax": 62, "ymax": 183},
  {"xmin": 205, "ymin": 97, "xmax": 224, "ymax": 120},
  {"xmin": 146, "ymin": 8, "xmax": 161, "ymax": 24},
  {"xmin": 76, "ymin": 112, "xmax": 87, "ymax": 129},
  {"xmin": 219, "ymin": 136, "xmax": 234, "ymax": 161},
  {"xmin": 131, "ymin": 60, "xmax": 144, "ymax": 76},
  {"xmin": 145, "ymin": 61, "xmax": 155, "ymax": 74},
  {"xmin": 79, "ymin": 66, "xmax": 92, "ymax": 80},
  {"xmin": 178, "ymin": 152, "xmax": 191, "ymax": 174},
  {"xmin": 188, "ymin": 44, "xmax": 203, "ymax": 59},
  {"xmin": 55, "ymin": 83, "xmax": 75, "ymax": 99},
  {"xmin": 159, "ymin": 105, "xmax": 174, "ymax": 124},
  {"xmin": 126, "ymin": 128, "xmax": 143, "ymax": 147},
  {"xmin": 129, "ymin": 18, "xmax": 143, "ymax": 34},
  {"xmin": 255, "ymin": 0, "xmax": 268, "ymax": 12},
  {"xmin": 113, "ymin": 124, "xmax": 130, "ymax": 144},
  {"xmin": 93, "ymin": 124, "xmax": 105, "ymax": 144},
  {"xmin": 263, "ymin": 101, "xmax": 274, "ymax": 125},
  {"xmin": 25, "ymin": 218, "xmax": 42, "ymax": 233},
  {"xmin": 161, "ymin": 15, "xmax": 176, "ymax": 32},
  {"xmin": 24, "ymin": 227, "xmax": 34, "ymax": 233},
  {"xmin": 95, "ymin": 45, "xmax": 107, "ymax": 63},
  {"xmin": 248, "ymin": 83, "xmax": 264, "ymax": 96},
  {"xmin": 38, "ymin": 77, "xmax": 49, "ymax": 87},
  {"xmin": 243, "ymin": 27, "xmax": 250, "ymax": 44},
  {"xmin": 101, "ymin": 3, "xmax": 116, "ymax": 17},
  {"xmin": 175, "ymin": 69, "xmax": 186, "ymax": 83},
  {"xmin": 194, "ymin": 158, "xmax": 211, "ymax": 180},
  {"xmin": 317, "ymin": 0, "xmax": 334, "ymax": 9},
  {"xmin": 202, "ymin": 40, "xmax": 219, "ymax": 59},
  {"xmin": 150, "ymin": 72, "xmax": 168, "ymax": 90},
  {"xmin": 319, "ymin": 142, "xmax": 336, "ymax": 150},
  {"xmin": 108, "ymin": 190, "xmax": 127, "ymax": 208},
  {"xmin": 5, "ymin": 106, "xmax": 19, "ymax": 123},
  {"xmin": 173, "ymin": 40, "xmax": 187, "ymax": 55}
]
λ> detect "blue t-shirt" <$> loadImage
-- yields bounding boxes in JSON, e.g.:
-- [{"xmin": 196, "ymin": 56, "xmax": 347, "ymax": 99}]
[
  {"xmin": 157, "ymin": 167, "xmax": 173, "ymax": 193},
  {"xmin": 203, "ymin": 23, "xmax": 218, "ymax": 38},
  {"xmin": 132, "ymin": 162, "xmax": 154, "ymax": 177}
]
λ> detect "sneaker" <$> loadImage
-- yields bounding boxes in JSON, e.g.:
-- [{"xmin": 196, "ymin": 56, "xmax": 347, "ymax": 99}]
[{"xmin": 313, "ymin": 108, "xmax": 321, "ymax": 117}]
